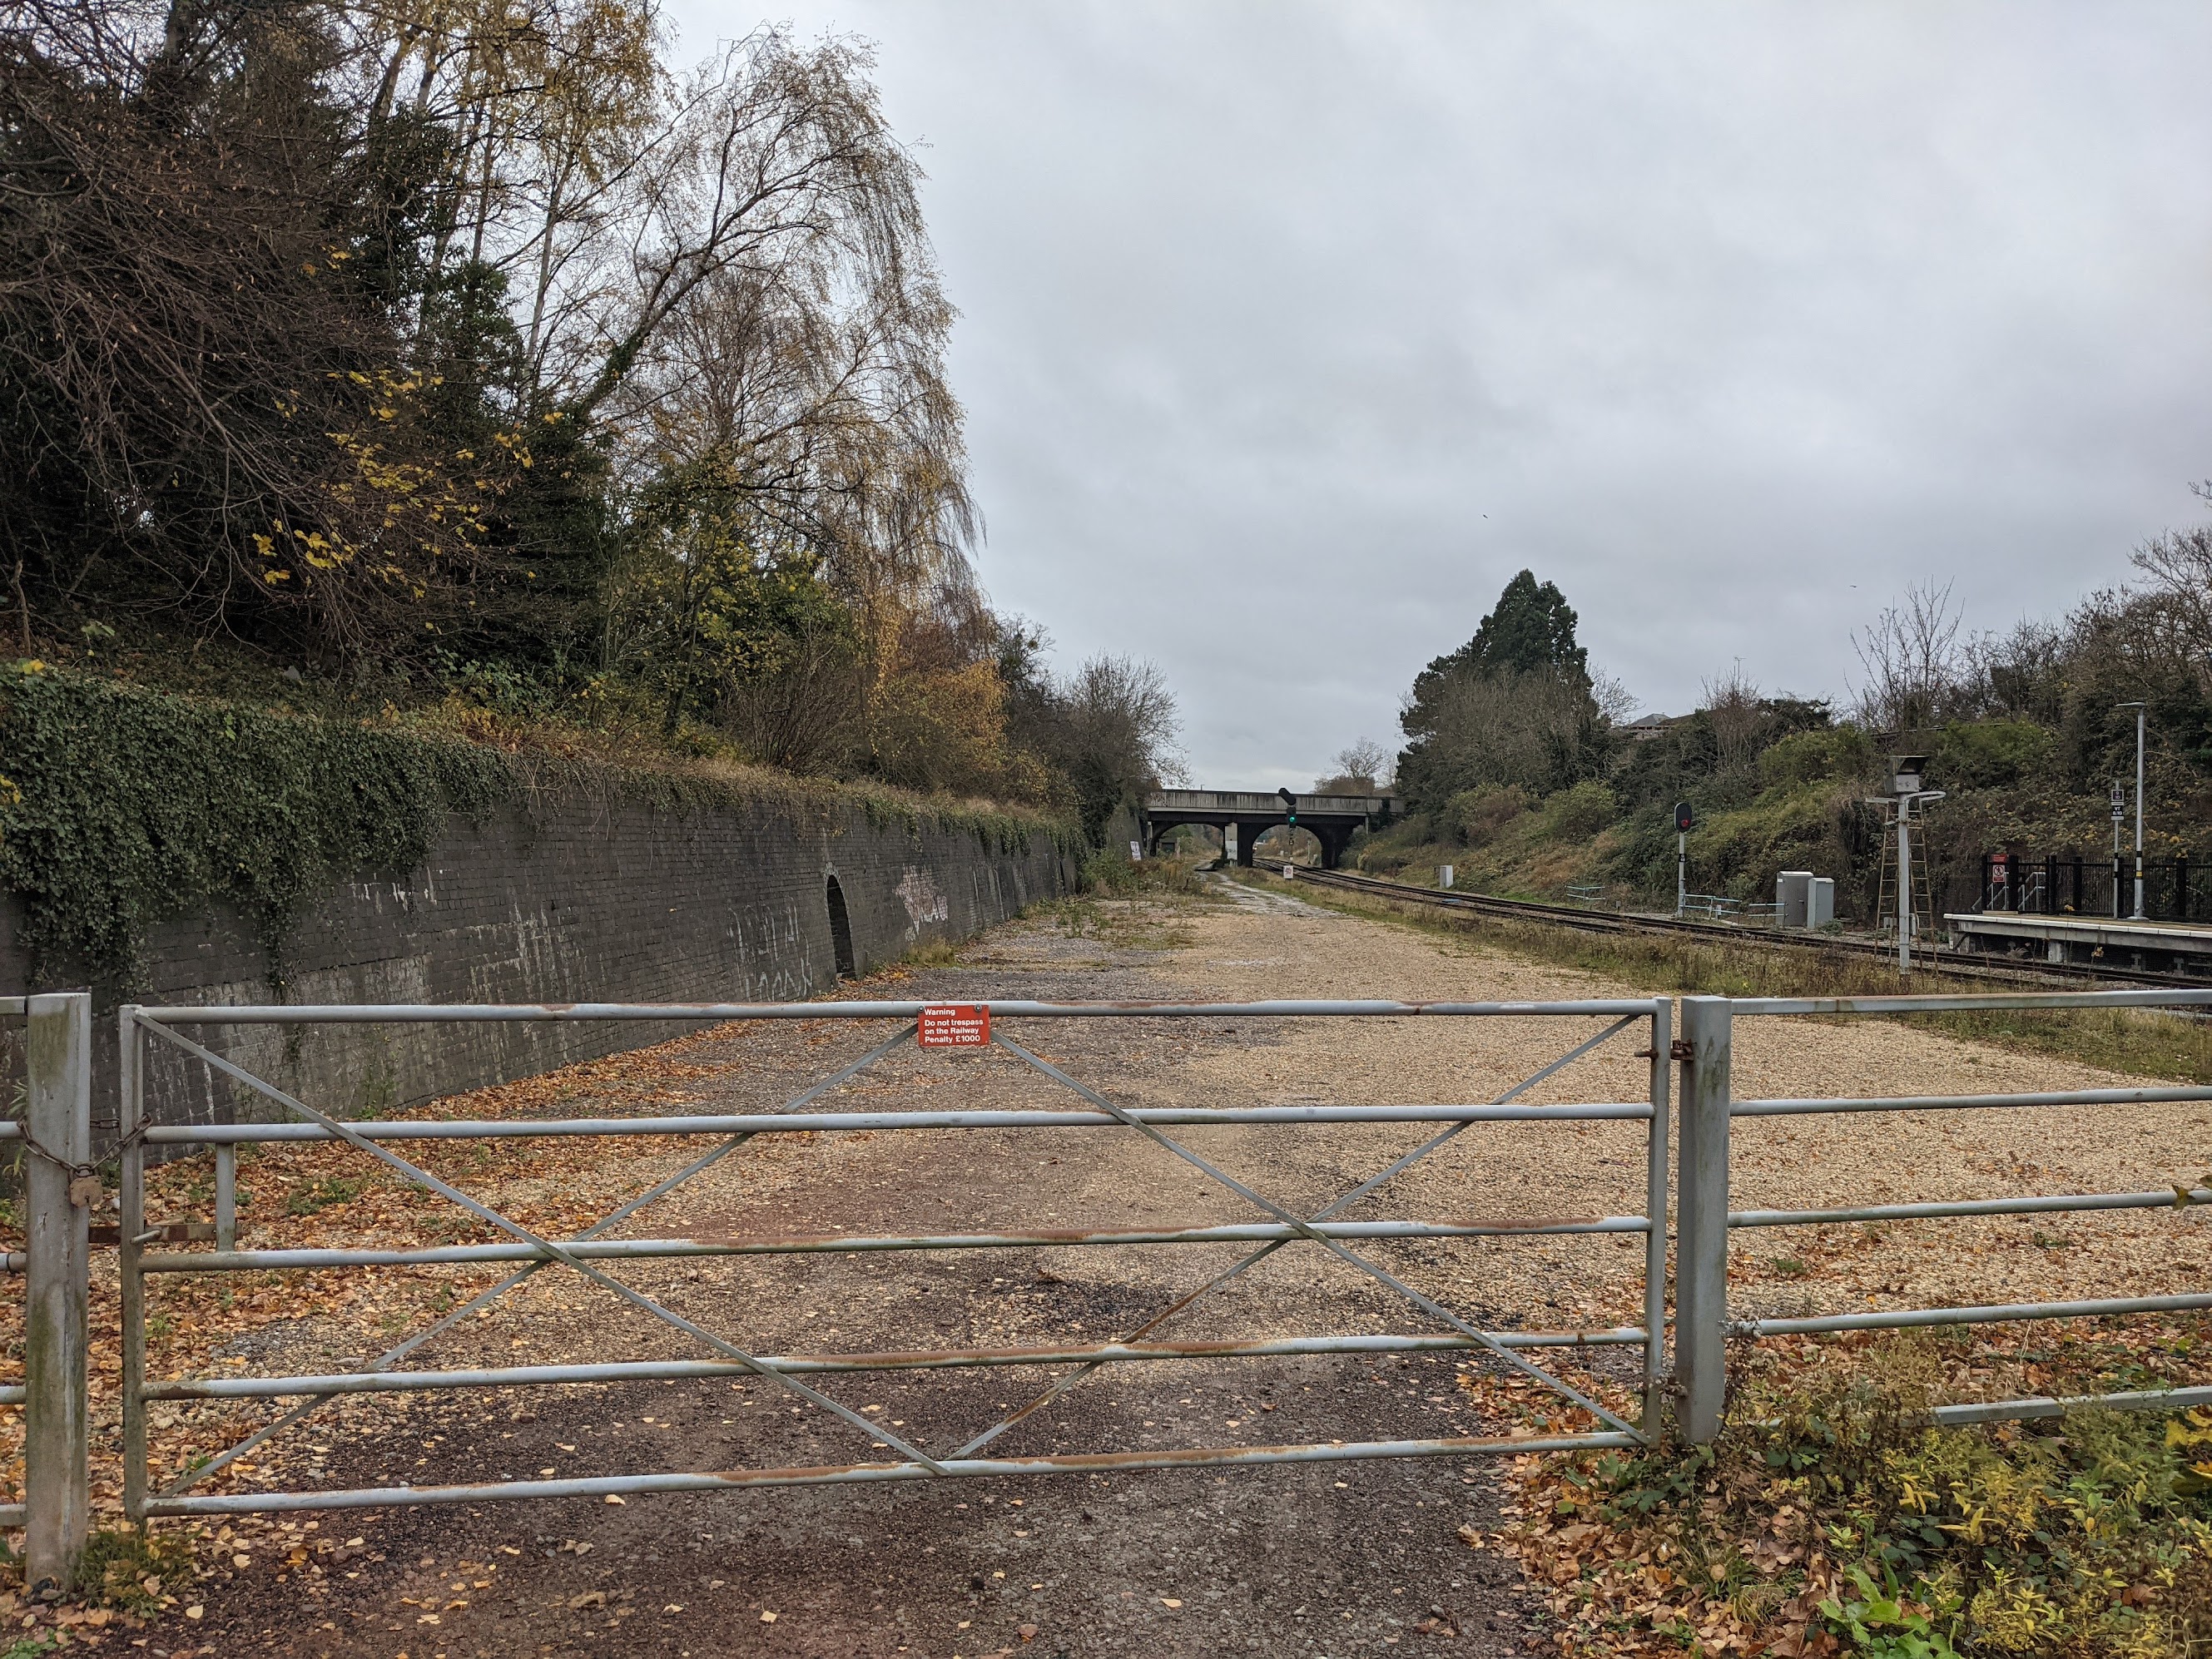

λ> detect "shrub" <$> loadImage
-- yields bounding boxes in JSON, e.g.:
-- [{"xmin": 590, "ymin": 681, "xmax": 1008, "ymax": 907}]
[
  {"xmin": 1445, "ymin": 784, "xmax": 1531, "ymax": 846},
  {"xmin": 75, "ymin": 1525, "xmax": 196, "ymax": 1612},
  {"xmin": 1082, "ymin": 849, "xmax": 1198, "ymax": 896},
  {"xmin": 1530, "ymin": 1336, "xmax": 2212, "ymax": 1657},
  {"xmin": 1935, "ymin": 718, "xmax": 2059, "ymax": 790},
  {"xmin": 1760, "ymin": 725, "xmax": 1877, "ymax": 790},
  {"xmin": 1540, "ymin": 780, "xmax": 1617, "ymax": 839}
]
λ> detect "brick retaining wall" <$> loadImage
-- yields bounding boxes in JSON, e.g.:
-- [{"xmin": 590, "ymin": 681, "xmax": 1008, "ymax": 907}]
[{"xmin": 0, "ymin": 792, "xmax": 1073, "ymax": 1142}]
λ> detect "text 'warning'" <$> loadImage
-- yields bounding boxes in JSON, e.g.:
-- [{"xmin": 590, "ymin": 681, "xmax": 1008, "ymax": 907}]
[{"xmin": 918, "ymin": 1004, "xmax": 990, "ymax": 1047}]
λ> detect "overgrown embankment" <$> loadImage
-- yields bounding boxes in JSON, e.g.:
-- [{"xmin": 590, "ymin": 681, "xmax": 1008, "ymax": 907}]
[
  {"xmin": 0, "ymin": 662, "xmax": 1077, "ymax": 993},
  {"xmin": 1367, "ymin": 566, "xmax": 2212, "ymax": 926}
]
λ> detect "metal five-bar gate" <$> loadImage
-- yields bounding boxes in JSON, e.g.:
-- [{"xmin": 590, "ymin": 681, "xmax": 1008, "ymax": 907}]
[
  {"xmin": 5, "ymin": 981, "xmax": 2210, "ymax": 1582},
  {"xmin": 117, "ymin": 994, "xmax": 1674, "ymax": 1520},
  {"xmin": 1672, "ymin": 986, "xmax": 2212, "ymax": 1440}
]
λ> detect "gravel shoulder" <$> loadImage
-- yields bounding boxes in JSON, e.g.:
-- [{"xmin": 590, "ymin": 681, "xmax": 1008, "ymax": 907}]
[{"xmin": 125, "ymin": 874, "xmax": 2211, "ymax": 1658}]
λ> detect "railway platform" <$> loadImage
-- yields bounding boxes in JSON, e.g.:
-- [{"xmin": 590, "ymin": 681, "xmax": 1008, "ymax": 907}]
[{"xmin": 1945, "ymin": 911, "xmax": 2212, "ymax": 973}]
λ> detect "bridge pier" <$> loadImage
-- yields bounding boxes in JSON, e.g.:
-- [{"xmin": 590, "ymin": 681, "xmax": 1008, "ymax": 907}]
[
  {"xmin": 1143, "ymin": 790, "xmax": 1401, "ymax": 875},
  {"xmin": 1312, "ymin": 825, "xmax": 1353, "ymax": 869}
]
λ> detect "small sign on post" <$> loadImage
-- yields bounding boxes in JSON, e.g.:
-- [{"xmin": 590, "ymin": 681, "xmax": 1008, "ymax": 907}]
[{"xmin": 919, "ymin": 1005, "xmax": 991, "ymax": 1047}]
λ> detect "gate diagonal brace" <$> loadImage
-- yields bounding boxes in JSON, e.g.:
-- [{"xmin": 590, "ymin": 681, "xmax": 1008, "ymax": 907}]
[
  {"xmin": 954, "ymin": 1015, "xmax": 1642, "ymax": 1458},
  {"xmin": 972, "ymin": 1019, "xmax": 1645, "ymax": 1452},
  {"xmin": 138, "ymin": 1018, "xmax": 952, "ymax": 1479},
  {"xmin": 162, "ymin": 1022, "xmax": 920, "ymax": 1498}
]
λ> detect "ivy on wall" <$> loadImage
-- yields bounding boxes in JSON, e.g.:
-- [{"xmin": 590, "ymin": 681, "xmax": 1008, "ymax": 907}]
[
  {"xmin": 0, "ymin": 665, "xmax": 509, "ymax": 986},
  {"xmin": 0, "ymin": 665, "xmax": 1076, "ymax": 991}
]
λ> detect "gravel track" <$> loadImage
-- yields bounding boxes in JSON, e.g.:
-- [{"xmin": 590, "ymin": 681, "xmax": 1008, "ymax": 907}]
[{"xmin": 136, "ymin": 874, "xmax": 2210, "ymax": 1657}]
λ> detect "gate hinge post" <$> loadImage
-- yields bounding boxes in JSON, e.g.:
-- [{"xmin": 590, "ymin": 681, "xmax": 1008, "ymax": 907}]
[
  {"xmin": 24, "ymin": 993, "xmax": 91, "ymax": 1592},
  {"xmin": 1674, "ymin": 998, "xmax": 1731, "ymax": 1447}
]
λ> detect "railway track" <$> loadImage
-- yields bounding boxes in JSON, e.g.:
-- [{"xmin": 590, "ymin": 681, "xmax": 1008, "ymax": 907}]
[{"xmin": 1263, "ymin": 864, "xmax": 2207, "ymax": 991}]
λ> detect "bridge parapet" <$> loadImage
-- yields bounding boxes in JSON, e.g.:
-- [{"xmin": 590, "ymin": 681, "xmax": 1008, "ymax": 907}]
[
  {"xmin": 1146, "ymin": 790, "xmax": 1400, "ymax": 819},
  {"xmin": 1141, "ymin": 790, "xmax": 1400, "ymax": 869}
]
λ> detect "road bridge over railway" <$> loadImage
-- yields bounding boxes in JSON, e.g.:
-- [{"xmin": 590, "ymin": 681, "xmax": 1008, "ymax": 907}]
[{"xmin": 1143, "ymin": 788, "xmax": 1400, "ymax": 869}]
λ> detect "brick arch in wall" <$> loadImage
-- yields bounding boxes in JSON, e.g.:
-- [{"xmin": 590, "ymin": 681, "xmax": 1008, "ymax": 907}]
[{"xmin": 823, "ymin": 873, "xmax": 857, "ymax": 979}]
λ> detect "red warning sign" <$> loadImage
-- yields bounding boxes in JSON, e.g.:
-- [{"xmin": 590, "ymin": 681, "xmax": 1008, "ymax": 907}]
[{"xmin": 918, "ymin": 1004, "xmax": 990, "ymax": 1047}]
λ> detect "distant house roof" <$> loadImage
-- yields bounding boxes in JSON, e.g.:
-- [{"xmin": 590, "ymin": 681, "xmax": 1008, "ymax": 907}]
[{"xmin": 1624, "ymin": 712, "xmax": 1687, "ymax": 740}]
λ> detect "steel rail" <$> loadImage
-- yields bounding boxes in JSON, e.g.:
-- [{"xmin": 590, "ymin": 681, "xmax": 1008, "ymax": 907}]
[
  {"xmin": 1287, "ymin": 867, "xmax": 2209, "ymax": 990},
  {"xmin": 145, "ymin": 1329, "xmax": 1651, "ymax": 1400},
  {"xmin": 1741, "ymin": 1290, "xmax": 2212, "ymax": 1337},
  {"xmin": 135, "ymin": 996, "xmax": 1654, "ymax": 1024},
  {"xmin": 1728, "ymin": 1187, "xmax": 2212, "ymax": 1230},
  {"xmin": 141, "ymin": 1101, "xmax": 1655, "ymax": 1143},
  {"xmin": 141, "ymin": 1431, "xmax": 1646, "ymax": 1518},
  {"xmin": 143, "ymin": 1214, "xmax": 1654, "ymax": 1273},
  {"xmin": 1732, "ymin": 1083, "xmax": 2212, "ymax": 1117}
]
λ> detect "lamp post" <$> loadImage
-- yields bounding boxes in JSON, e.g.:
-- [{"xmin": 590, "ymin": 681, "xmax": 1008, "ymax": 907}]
[{"xmin": 2115, "ymin": 702, "xmax": 2145, "ymax": 920}]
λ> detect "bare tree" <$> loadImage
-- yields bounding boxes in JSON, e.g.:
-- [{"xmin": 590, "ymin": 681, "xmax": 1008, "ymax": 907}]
[
  {"xmin": 0, "ymin": 0, "xmax": 490, "ymax": 653},
  {"xmin": 1701, "ymin": 662, "xmax": 1763, "ymax": 772},
  {"xmin": 2129, "ymin": 497, "xmax": 2212, "ymax": 654},
  {"xmin": 1850, "ymin": 579, "xmax": 1969, "ymax": 734},
  {"xmin": 1591, "ymin": 672, "xmax": 1638, "ymax": 726},
  {"xmin": 1315, "ymin": 737, "xmax": 1391, "ymax": 794},
  {"xmin": 1966, "ymin": 617, "xmax": 2068, "ymax": 721},
  {"xmin": 1010, "ymin": 654, "xmax": 1184, "ymax": 839},
  {"xmin": 1396, "ymin": 664, "xmax": 1601, "ymax": 805}
]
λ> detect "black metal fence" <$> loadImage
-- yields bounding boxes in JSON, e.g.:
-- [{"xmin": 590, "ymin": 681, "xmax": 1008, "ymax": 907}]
[{"xmin": 1967, "ymin": 854, "xmax": 2210, "ymax": 923}]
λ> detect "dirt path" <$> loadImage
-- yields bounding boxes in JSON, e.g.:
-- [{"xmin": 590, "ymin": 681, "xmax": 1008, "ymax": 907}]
[{"xmin": 126, "ymin": 874, "xmax": 2212, "ymax": 1659}]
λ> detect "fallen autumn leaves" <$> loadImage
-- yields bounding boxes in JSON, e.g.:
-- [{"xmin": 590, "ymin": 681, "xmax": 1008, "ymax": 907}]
[
  {"xmin": 0, "ymin": 1015, "xmax": 848, "ymax": 1646},
  {"xmin": 1473, "ymin": 1320, "xmax": 2212, "ymax": 1657}
]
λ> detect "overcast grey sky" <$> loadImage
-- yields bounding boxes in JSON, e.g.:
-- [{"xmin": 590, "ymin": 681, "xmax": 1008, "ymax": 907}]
[{"xmin": 670, "ymin": 1, "xmax": 2212, "ymax": 790}]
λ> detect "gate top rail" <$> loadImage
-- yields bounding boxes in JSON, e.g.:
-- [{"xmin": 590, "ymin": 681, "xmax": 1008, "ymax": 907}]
[
  {"xmin": 141, "ymin": 1100, "xmax": 1654, "ymax": 1143},
  {"xmin": 130, "ymin": 996, "xmax": 1659, "ymax": 1024},
  {"xmin": 1729, "ymin": 987, "xmax": 2212, "ymax": 1017},
  {"xmin": 0, "ymin": 998, "xmax": 21, "ymax": 1016}
]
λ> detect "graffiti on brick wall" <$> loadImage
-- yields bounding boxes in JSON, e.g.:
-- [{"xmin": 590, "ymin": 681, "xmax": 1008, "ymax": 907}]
[{"xmin": 896, "ymin": 866, "xmax": 950, "ymax": 933}]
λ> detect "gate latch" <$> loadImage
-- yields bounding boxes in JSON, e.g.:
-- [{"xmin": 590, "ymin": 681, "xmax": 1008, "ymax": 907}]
[{"xmin": 1669, "ymin": 1038, "xmax": 1694, "ymax": 1062}]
